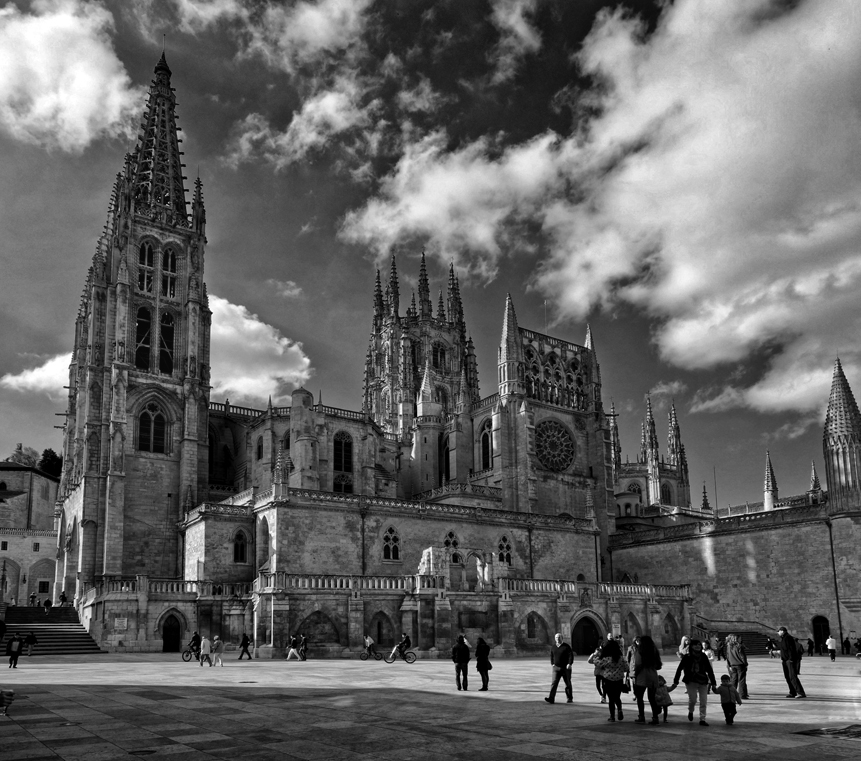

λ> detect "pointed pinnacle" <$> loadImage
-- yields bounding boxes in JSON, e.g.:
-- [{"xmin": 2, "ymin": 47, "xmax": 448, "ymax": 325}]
[
  {"xmin": 810, "ymin": 460, "xmax": 821, "ymax": 491},
  {"xmin": 825, "ymin": 358, "xmax": 861, "ymax": 439},
  {"xmin": 585, "ymin": 323, "xmax": 593, "ymax": 351},
  {"xmin": 764, "ymin": 450, "xmax": 778, "ymax": 493}
]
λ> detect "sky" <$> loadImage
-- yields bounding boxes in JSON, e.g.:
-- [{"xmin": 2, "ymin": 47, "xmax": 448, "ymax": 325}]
[{"xmin": 1, "ymin": 0, "xmax": 860, "ymax": 508}]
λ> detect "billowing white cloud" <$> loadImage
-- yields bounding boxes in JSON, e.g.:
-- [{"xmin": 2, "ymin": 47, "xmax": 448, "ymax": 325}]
[
  {"xmin": 224, "ymin": 76, "xmax": 374, "ymax": 169},
  {"xmin": 648, "ymin": 380, "xmax": 687, "ymax": 409},
  {"xmin": 0, "ymin": 353, "xmax": 69, "ymax": 401},
  {"xmin": 0, "ymin": 297, "xmax": 312, "ymax": 408},
  {"xmin": 209, "ymin": 295, "xmax": 312, "ymax": 402},
  {"xmin": 343, "ymin": 0, "xmax": 861, "ymax": 415},
  {"xmin": 489, "ymin": 0, "xmax": 541, "ymax": 83},
  {"xmin": 0, "ymin": 0, "xmax": 142, "ymax": 151},
  {"xmin": 266, "ymin": 279, "xmax": 303, "ymax": 299}
]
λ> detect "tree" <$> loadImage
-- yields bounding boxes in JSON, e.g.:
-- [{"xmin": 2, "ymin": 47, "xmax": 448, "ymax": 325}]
[
  {"xmin": 6, "ymin": 444, "xmax": 39, "ymax": 467},
  {"xmin": 38, "ymin": 448, "xmax": 63, "ymax": 478}
]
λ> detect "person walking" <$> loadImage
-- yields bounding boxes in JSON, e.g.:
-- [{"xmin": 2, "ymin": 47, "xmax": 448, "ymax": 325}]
[
  {"xmin": 59, "ymin": 591, "xmax": 68, "ymax": 607},
  {"xmin": 286, "ymin": 634, "xmax": 301, "ymax": 660},
  {"xmin": 826, "ymin": 634, "xmax": 838, "ymax": 661},
  {"xmin": 842, "ymin": 637, "xmax": 851, "ymax": 655},
  {"xmin": 724, "ymin": 634, "xmax": 749, "ymax": 699},
  {"xmin": 588, "ymin": 645, "xmax": 606, "ymax": 703},
  {"xmin": 212, "ymin": 635, "xmax": 224, "ymax": 667},
  {"xmin": 199, "ymin": 635, "xmax": 212, "ymax": 667},
  {"xmin": 29, "ymin": 592, "xmax": 36, "ymax": 607},
  {"xmin": 672, "ymin": 638, "xmax": 716, "ymax": 726},
  {"xmin": 452, "ymin": 634, "xmax": 470, "ymax": 691},
  {"xmin": 806, "ymin": 638, "xmax": 814, "ymax": 657},
  {"xmin": 6, "ymin": 634, "xmax": 23, "ymax": 669},
  {"xmin": 655, "ymin": 675, "xmax": 673, "ymax": 722},
  {"xmin": 777, "ymin": 627, "xmax": 806, "ymax": 698},
  {"xmin": 24, "ymin": 632, "xmax": 38, "ymax": 657},
  {"xmin": 475, "ymin": 637, "xmax": 492, "ymax": 691},
  {"xmin": 596, "ymin": 637, "xmax": 628, "ymax": 722},
  {"xmin": 545, "ymin": 633, "xmax": 574, "ymax": 704},
  {"xmin": 715, "ymin": 674, "xmax": 743, "ymax": 725},
  {"xmin": 630, "ymin": 635, "xmax": 663, "ymax": 724},
  {"xmin": 238, "ymin": 632, "xmax": 252, "ymax": 660},
  {"xmin": 299, "ymin": 634, "xmax": 308, "ymax": 661},
  {"xmin": 677, "ymin": 635, "xmax": 690, "ymax": 659}
]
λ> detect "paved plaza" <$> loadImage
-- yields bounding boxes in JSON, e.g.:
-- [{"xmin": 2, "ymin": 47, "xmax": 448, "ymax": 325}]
[{"xmin": 1, "ymin": 653, "xmax": 860, "ymax": 760}]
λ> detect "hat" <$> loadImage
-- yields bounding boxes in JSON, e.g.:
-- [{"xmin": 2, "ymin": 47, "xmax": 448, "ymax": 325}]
[{"xmin": 777, "ymin": 626, "xmax": 787, "ymax": 633}]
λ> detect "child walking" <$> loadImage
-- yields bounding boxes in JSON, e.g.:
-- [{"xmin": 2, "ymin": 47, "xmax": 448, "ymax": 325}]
[
  {"xmin": 715, "ymin": 674, "xmax": 742, "ymax": 725},
  {"xmin": 587, "ymin": 646, "xmax": 606, "ymax": 703},
  {"xmin": 655, "ymin": 675, "xmax": 673, "ymax": 722}
]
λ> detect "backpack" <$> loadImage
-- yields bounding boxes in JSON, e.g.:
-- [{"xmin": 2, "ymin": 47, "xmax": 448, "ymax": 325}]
[{"xmin": 796, "ymin": 640, "xmax": 805, "ymax": 658}]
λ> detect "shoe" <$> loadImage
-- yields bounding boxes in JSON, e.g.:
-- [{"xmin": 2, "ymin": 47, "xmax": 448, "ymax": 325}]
[
  {"xmin": 663, "ymin": 717, "xmax": 668, "ymax": 723},
  {"xmin": 795, "ymin": 695, "xmax": 806, "ymax": 699},
  {"xmin": 457, "ymin": 687, "xmax": 462, "ymax": 691},
  {"xmin": 634, "ymin": 718, "xmax": 646, "ymax": 724},
  {"xmin": 464, "ymin": 688, "xmax": 468, "ymax": 691},
  {"xmin": 544, "ymin": 697, "xmax": 554, "ymax": 704},
  {"xmin": 566, "ymin": 699, "xmax": 573, "ymax": 703},
  {"xmin": 688, "ymin": 711, "xmax": 693, "ymax": 721},
  {"xmin": 601, "ymin": 696, "xmax": 606, "ymax": 703},
  {"xmin": 479, "ymin": 688, "xmax": 488, "ymax": 691},
  {"xmin": 618, "ymin": 710, "xmax": 623, "ymax": 720},
  {"xmin": 649, "ymin": 718, "xmax": 660, "ymax": 725},
  {"xmin": 785, "ymin": 694, "xmax": 796, "ymax": 698},
  {"xmin": 699, "ymin": 720, "xmax": 709, "ymax": 726},
  {"xmin": 608, "ymin": 716, "xmax": 615, "ymax": 722}
]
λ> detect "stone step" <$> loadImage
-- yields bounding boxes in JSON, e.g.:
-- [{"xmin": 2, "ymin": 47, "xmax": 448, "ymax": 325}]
[{"xmin": 2, "ymin": 608, "xmax": 104, "ymax": 655}]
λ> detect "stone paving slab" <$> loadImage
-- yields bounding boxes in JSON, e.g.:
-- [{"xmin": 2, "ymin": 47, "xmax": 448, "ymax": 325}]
[{"xmin": 0, "ymin": 654, "xmax": 860, "ymax": 760}]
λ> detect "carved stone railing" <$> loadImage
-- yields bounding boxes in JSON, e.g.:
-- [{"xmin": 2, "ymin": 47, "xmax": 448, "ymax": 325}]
[
  {"xmin": 500, "ymin": 578, "xmax": 578, "ymax": 594},
  {"xmin": 472, "ymin": 393, "xmax": 499, "ymax": 412},
  {"xmin": 255, "ymin": 572, "xmax": 416, "ymax": 592},
  {"xmin": 0, "ymin": 528, "xmax": 57, "ymax": 537},
  {"xmin": 315, "ymin": 404, "xmax": 365, "ymax": 421},
  {"xmin": 413, "ymin": 482, "xmax": 503, "ymax": 501},
  {"xmin": 209, "ymin": 401, "xmax": 264, "ymax": 418},
  {"xmin": 82, "ymin": 578, "xmax": 254, "ymax": 599},
  {"xmin": 188, "ymin": 503, "xmax": 251, "ymax": 518}
]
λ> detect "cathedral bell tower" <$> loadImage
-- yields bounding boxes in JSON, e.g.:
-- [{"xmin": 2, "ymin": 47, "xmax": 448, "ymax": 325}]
[{"xmin": 55, "ymin": 54, "xmax": 211, "ymax": 598}]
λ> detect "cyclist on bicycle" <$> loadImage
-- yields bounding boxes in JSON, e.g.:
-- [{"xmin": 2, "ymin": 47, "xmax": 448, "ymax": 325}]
[
  {"xmin": 188, "ymin": 631, "xmax": 201, "ymax": 661},
  {"xmin": 392, "ymin": 632, "xmax": 411, "ymax": 660},
  {"xmin": 364, "ymin": 634, "xmax": 377, "ymax": 657}
]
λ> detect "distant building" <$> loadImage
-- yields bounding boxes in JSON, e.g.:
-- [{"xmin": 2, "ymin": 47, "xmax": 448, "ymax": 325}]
[{"xmin": 0, "ymin": 460, "xmax": 59, "ymax": 605}]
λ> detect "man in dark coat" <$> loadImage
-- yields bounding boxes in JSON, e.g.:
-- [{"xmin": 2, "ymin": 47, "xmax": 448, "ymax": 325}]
[
  {"xmin": 777, "ymin": 627, "xmax": 806, "ymax": 698},
  {"xmin": 239, "ymin": 632, "xmax": 252, "ymax": 660},
  {"xmin": 6, "ymin": 634, "xmax": 22, "ymax": 668},
  {"xmin": 545, "ymin": 633, "xmax": 574, "ymax": 704},
  {"xmin": 451, "ymin": 635, "xmax": 471, "ymax": 691}
]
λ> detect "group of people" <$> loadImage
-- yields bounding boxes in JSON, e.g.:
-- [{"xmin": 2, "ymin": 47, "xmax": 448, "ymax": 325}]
[
  {"xmin": 4, "ymin": 632, "xmax": 40, "ymax": 668},
  {"xmin": 186, "ymin": 631, "xmax": 254, "ymax": 663},
  {"xmin": 286, "ymin": 634, "xmax": 308, "ymax": 660},
  {"xmin": 806, "ymin": 635, "xmax": 852, "ymax": 659}
]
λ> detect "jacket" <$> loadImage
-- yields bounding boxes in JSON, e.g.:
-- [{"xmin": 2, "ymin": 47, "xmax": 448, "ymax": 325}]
[
  {"xmin": 475, "ymin": 641, "xmax": 491, "ymax": 667},
  {"xmin": 777, "ymin": 633, "xmax": 800, "ymax": 662},
  {"xmin": 674, "ymin": 652, "xmax": 716, "ymax": 686},
  {"xmin": 550, "ymin": 642, "xmax": 573, "ymax": 668},
  {"xmin": 726, "ymin": 642, "xmax": 748, "ymax": 667},
  {"xmin": 596, "ymin": 655, "xmax": 628, "ymax": 682},
  {"xmin": 5, "ymin": 638, "xmax": 22, "ymax": 655},
  {"xmin": 715, "ymin": 683, "xmax": 742, "ymax": 705},
  {"xmin": 451, "ymin": 642, "xmax": 470, "ymax": 664}
]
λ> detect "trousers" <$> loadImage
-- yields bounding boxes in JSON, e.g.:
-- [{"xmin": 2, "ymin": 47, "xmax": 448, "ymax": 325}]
[{"xmin": 549, "ymin": 666, "xmax": 572, "ymax": 702}]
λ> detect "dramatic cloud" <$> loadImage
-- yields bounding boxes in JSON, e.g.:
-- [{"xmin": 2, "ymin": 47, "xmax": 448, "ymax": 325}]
[
  {"xmin": 266, "ymin": 279, "xmax": 303, "ymax": 299},
  {"xmin": 489, "ymin": 0, "xmax": 542, "ymax": 83},
  {"xmin": 209, "ymin": 295, "xmax": 312, "ymax": 402},
  {"xmin": 0, "ymin": 0, "xmax": 141, "ymax": 151},
  {"xmin": 224, "ymin": 77, "xmax": 375, "ymax": 169},
  {"xmin": 343, "ymin": 0, "xmax": 861, "ymax": 415},
  {"xmin": 0, "ymin": 353, "xmax": 69, "ymax": 401},
  {"xmin": 648, "ymin": 379, "xmax": 687, "ymax": 409}
]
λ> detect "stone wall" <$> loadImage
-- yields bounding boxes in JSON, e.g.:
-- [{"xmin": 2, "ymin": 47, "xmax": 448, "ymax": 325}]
[
  {"xmin": 0, "ymin": 528, "xmax": 57, "ymax": 605},
  {"xmin": 609, "ymin": 504, "xmax": 850, "ymax": 640}
]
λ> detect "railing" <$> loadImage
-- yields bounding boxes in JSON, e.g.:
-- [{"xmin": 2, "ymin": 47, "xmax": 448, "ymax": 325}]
[
  {"xmin": 716, "ymin": 492, "xmax": 820, "ymax": 517},
  {"xmin": 314, "ymin": 404, "xmax": 366, "ymax": 421},
  {"xmin": 598, "ymin": 582, "xmax": 690, "ymax": 599},
  {"xmin": 209, "ymin": 401, "xmax": 264, "ymax": 418},
  {"xmin": 256, "ymin": 572, "xmax": 414, "ymax": 592},
  {"xmin": 501, "ymin": 578, "xmax": 578, "ymax": 594},
  {"xmin": 197, "ymin": 581, "xmax": 254, "ymax": 597},
  {"xmin": 148, "ymin": 580, "xmax": 198, "ymax": 594},
  {"xmin": 469, "ymin": 468, "xmax": 494, "ymax": 481},
  {"xmin": 472, "ymin": 393, "xmax": 499, "ymax": 412},
  {"xmin": 413, "ymin": 482, "xmax": 503, "ymax": 501},
  {"xmin": 189, "ymin": 503, "xmax": 250, "ymax": 518},
  {"xmin": 0, "ymin": 527, "xmax": 58, "ymax": 536},
  {"xmin": 208, "ymin": 483, "xmax": 237, "ymax": 494},
  {"xmin": 520, "ymin": 328, "xmax": 586, "ymax": 352},
  {"xmin": 692, "ymin": 613, "xmax": 776, "ymax": 635}
]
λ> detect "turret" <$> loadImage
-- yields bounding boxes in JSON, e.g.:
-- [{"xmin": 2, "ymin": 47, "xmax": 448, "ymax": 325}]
[
  {"xmin": 388, "ymin": 255, "xmax": 399, "ymax": 318},
  {"xmin": 609, "ymin": 402, "xmax": 622, "ymax": 481},
  {"xmin": 823, "ymin": 358, "xmax": 861, "ymax": 512},
  {"xmin": 763, "ymin": 450, "xmax": 778, "ymax": 510},
  {"xmin": 418, "ymin": 251, "xmax": 432, "ymax": 319},
  {"xmin": 808, "ymin": 460, "xmax": 823, "ymax": 505},
  {"xmin": 701, "ymin": 483, "xmax": 711, "ymax": 512},
  {"xmin": 497, "ymin": 294, "xmax": 525, "ymax": 400}
]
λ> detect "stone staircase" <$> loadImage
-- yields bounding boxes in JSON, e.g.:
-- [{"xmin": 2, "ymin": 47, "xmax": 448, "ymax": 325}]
[{"xmin": 1, "ymin": 606, "xmax": 104, "ymax": 655}]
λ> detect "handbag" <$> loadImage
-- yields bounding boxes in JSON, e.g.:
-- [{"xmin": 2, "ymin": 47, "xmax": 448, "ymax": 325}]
[
  {"xmin": 487, "ymin": 661, "xmax": 493, "ymax": 671},
  {"xmin": 621, "ymin": 678, "xmax": 631, "ymax": 694}
]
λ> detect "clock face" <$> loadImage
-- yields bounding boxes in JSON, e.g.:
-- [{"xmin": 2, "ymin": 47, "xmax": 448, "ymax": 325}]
[{"xmin": 536, "ymin": 419, "xmax": 576, "ymax": 472}]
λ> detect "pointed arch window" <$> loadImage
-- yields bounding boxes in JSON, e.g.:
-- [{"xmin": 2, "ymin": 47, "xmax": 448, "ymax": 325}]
[
  {"xmin": 135, "ymin": 307, "xmax": 152, "ymax": 371},
  {"xmin": 333, "ymin": 431, "xmax": 353, "ymax": 493},
  {"xmin": 498, "ymin": 535, "xmax": 512, "ymax": 565},
  {"xmin": 256, "ymin": 436, "xmax": 263, "ymax": 461},
  {"xmin": 383, "ymin": 526, "xmax": 400, "ymax": 561},
  {"xmin": 629, "ymin": 483, "xmax": 642, "ymax": 500},
  {"xmin": 138, "ymin": 242, "xmax": 154, "ymax": 293},
  {"xmin": 159, "ymin": 312, "xmax": 174, "ymax": 375},
  {"xmin": 432, "ymin": 343, "xmax": 447, "ymax": 370},
  {"xmin": 480, "ymin": 419, "xmax": 493, "ymax": 470},
  {"xmin": 661, "ymin": 483, "xmax": 673, "ymax": 505},
  {"xmin": 139, "ymin": 402, "xmax": 167, "ymax": 453},
  {"xmin": 161, "ymin": 248, "xmax": 177, "ymax": 299},
  {"xmin": 444, "ymin": 530, "xmax": 460, "ymax": 562},
  {"xmin": 233, "ymin": 531, "xmax": 248, "ymax": 564}
]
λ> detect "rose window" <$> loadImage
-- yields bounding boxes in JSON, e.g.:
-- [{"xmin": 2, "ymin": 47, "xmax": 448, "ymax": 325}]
[{"xmin": 536, "ymin": 420, "xmax": 575, "ymax": 472}]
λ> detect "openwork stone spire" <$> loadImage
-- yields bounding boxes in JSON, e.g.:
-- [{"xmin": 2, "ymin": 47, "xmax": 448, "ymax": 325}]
[
  {"xmin": 824, "ymin": 358, "xmax": 861, "ymax": 439},
  {"xmin": 129, "ymin": 53, "xmax": 188, "ymax": 225},
  {"xmin": 763, "ymin": 450, "xmax": 778, "ymax": 510},
  {"xmin": 823, "ymin": 358, "xmax": 861, "ymax": 512}
]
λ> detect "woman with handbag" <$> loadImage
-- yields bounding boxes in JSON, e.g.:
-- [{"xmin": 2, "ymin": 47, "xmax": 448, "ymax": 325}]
[
  {"xmin": 630, "ymin": 635, "xmax": 663, "ymax": 725},
  {"xmin": 596, "ymin": 638, "xmax": 629, "ymax": 722},
  {"xmin": 475, "ymin": 637, "xmax": 492, "ymax": 691}
]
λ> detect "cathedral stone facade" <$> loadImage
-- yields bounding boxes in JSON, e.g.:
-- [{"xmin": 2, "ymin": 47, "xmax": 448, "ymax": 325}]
[{"xmin": 47, "ymin": 57, "xmax": 861, "ymax": 657}]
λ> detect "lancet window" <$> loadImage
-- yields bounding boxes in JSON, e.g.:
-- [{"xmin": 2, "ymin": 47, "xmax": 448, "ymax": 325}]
[
  {"xmin": 135, "ymin": 307, "xmax": 152, "ymax": 371},
  {"xmin": 138, "ymin": 242, "xmax": 154, "ymax": 293},
  {"xmin": 383, "ymin": 526, "xmax": 400, "ymax": 561},
  {"xmin": 480, "ymin": 419, "xmax": 493, "ymax": 470},
  {"xmin": 498, "ymin": 535, "xmax": 512, "ymax": 565},
  {"xmin": 661, "ymin": 483, "xmax": 673, "ymax": 505},
  {"xmin": 444, "ymin": 531, "xmax": 460, "ymax": 563},
  {"xmin": 432, "ymin": 342, "xmax": 447, "ymax": 370},
  {"xmin": 159, "ymin": 313, "xmax": 174, "ymax": 374},
  {"xmin": 139, "ymin": 402, "xmax": 167, "ymax": 453},
  {"xmin": 333, "ymin": 431, "xmax": 353, "ymax": 493},
  {"xmin": 233, "ymin": 531, "xmax": 248, "ymax": 563},
  {"xmin": 161, "ymin": 249, "xmax": 177, "ymax": 299}
]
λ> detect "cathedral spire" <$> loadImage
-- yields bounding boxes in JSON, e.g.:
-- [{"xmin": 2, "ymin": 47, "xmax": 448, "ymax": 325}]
[
  {"xmin": 823, "ymin": 358, "xmax": 861, "ymax": 512},
  {"xmin": 667, "ymin": 401, "xmax": 682, "ymax": 467},
  {"xmin": 701, "ymin": 483, "xmax": 711, "ymax": 512},
  {"xmin": 129, "ymin": 53, "xmax": 188, "ymax": 225},
  {"xmin": 437, "ymin": 289, "xmax": 446, "ymax": 320},
  {"xmin": 609, "ymin": 401, "xmax": 622, "ymax": 479},
  {"xmin": 809, "ymin": 460, "xmax": 821, "ymax": 491},
  {"xmin": 763, "ymin": 450, "xmax": 778, "ymax": 510},
  {"xmin": 388, "ymin": 255, "xmax": 399, "ymax": 318},
  {"xmin": 498, "ymin": 294, "xmax": 524, "ymax": 399},
  {"xmin": 585, "ymin": 323, "xmax": 593, "ymax": 351},
  {"xmin": 418, "ymin": 251, "xmax": 431, "ymax": 319},
  {"xmin": 408, "ymin": 290, "xmax": 417, "ymax": 318},
  {"xmin": 191, "ymin": 176, "xmax": 206, "ymax": 237},
  {"xmin": 373, "ymin": 268, "xmax": 384, "ymax": 318}
]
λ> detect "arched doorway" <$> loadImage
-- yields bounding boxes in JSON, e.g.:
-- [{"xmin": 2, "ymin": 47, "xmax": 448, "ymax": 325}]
[
  {"xmin": 162, "ymin": 614, "xmax": 181, "ymax": 652},
  {"xmin": 661, "ymin": 613, "xmax": 680, "ymax": 651},
  {"xmin": 812, "ymin": 616, "xmax": 830, "ymax": 654},
  {"xmin": 572, "ymin": 616, "xmax": 601, "ymax": 656},
  {"xmin": 368, "ymin": 611, "xmax": 395, "ymax": 647}
]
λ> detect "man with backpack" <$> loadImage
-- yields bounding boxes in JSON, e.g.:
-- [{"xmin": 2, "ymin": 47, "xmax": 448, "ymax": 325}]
[{"xmin": 777, "ymin": 627, "xmax": 806, "ymax": 698}]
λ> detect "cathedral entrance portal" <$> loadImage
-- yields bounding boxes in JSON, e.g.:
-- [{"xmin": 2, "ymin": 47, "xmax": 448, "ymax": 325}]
[
  {"xmin": 572, "ymin": 616, "xmax": 601, "ymax": 656},
  {"xmin": 162, "ymin": 614, "xmax": 181, "ymax": 652},
  {"xmin": 812, "ymin": 616, "xmax": 830, "ymax": 653}
]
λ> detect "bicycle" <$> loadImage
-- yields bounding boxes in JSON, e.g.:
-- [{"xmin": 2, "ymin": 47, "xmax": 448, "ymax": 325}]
[
  {"xmin": 359, "ymin": 649, "xmax": 383, "ymax": 661},
  {"xmin": 181, "ymin": 647, "xmax": 200, "ymax": 662},
  {"xmin": 384, "ymin": 648, "xmax": 417, "ymax": 664}
]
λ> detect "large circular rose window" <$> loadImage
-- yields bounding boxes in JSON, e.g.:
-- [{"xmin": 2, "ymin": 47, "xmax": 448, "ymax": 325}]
[{"xmin": 536, "ymin": 420, "xmax": 575, "ymax": 471}]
